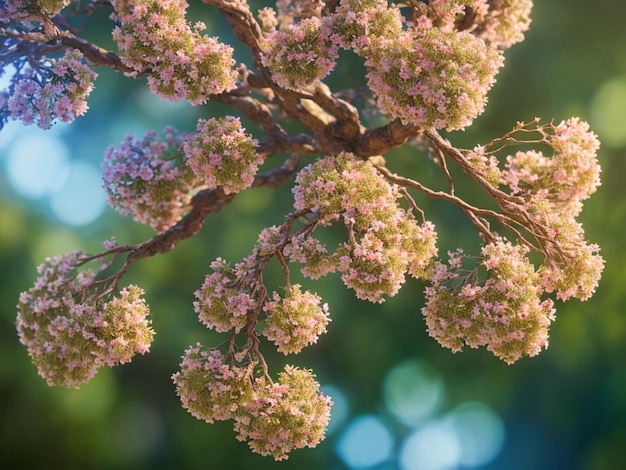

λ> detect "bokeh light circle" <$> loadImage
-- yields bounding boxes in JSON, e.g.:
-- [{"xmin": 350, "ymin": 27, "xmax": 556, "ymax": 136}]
[
  {"xmin": 591, "ymin": 76, "xmax": 626, "ymax": 147},
  {"xmin": 450, "ymin": 401, "xmax": 505, "ymax": 467},
  {"xmin": 383, "ymin": 359, "xmax": 445, "ymax": 427},
  {"xmin": 5, "ymin": 134, "xmax": 70, "ymax": 198},
  {"xmin": 49, "ymin": 161, "xmax": 107, "ymax": 226},
  {"xmin": 335, "ymin": 414, "xmax": 394, "ymax": 468},
  {"xmin": 399, "ymin": 419, "xmax": 460, "ymax": 470}
]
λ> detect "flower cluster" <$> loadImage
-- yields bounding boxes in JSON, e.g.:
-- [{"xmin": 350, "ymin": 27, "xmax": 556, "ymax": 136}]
[
  {"xmin": 262, "ymin": 284, "xmax": 330, "ymax": 354},
  {"xmin": 260, "ymin": 15, "xmax": 339, "ymax": 90},
  {"xmin": 363, "ymin": 27, "xmax": 503, "ymax": 129},
  {"xmin": 193, "ymin": 257, "xmax": 260, "ymax": 333},
  {"xmin": 174, "ymin": 348, "xmax": 331, "ymax": 461},
  {"xmin": 408, "ymin": 0, "xmax": 533, "ymax": 49},
  {"xmin": 183, "ymin": 117, "xmax": 261, "ymax": 194},
  {"xmin": 500, "ymin": 118, "xmax": 604, "ymax": 301},
  {"xmin": 101, "ymin": 127, "xmax": 196, "ymax": 233},
  {"xmin": 330, "ymin": 0, "xmax": 404, "ymax": 51},
  {"xmin": 290, "ymin": 153, "xmax": 438, "ymax": 302},
  {"xmin": 503, "ymin": 118, "xmax": 602, "ymax": 217},
  {"xmin": 234, "ymin": 366, "xmax": 331, "ymax": 460},
  {"xmin": 111, "ymin": 0, "xmax": 238, "ymax": 104},
  {"xmin": 472, "ymin": 0, "xmax": 534, "ymax": 49},
  {"xmin": 16, "ymin": 252, "xmax": 154, "ymax": 388},
  {"xmin": 422, "ymin": 242, "xmax": 555, "ymax": 364},
  {"xmin": 0, "ymin": 0, "xmax": 70, "ymax": 22},
  {"xmin": 411, "ymin": 0, "xmax": 482, "ymax": 31},
  {"xmin": 5, "ymin": 49, "xmax": 96, "ymax": 129},
  {"xmin": 172, "ymin": 345, "xmax": 252, "ymax": 423}
]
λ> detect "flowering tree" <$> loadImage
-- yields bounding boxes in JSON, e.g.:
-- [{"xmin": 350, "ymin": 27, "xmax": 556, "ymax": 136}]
[{"xmin": 1, "ymin": 0, "xmax": 604, "ymax": 460}]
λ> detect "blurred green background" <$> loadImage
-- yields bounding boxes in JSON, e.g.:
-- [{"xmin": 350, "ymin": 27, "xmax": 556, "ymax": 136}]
[{"xmin": 1, "ymin": 1, "xmax": 626, "ymax": 468}]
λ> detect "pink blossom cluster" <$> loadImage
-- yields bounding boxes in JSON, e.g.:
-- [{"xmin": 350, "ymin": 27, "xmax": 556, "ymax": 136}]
[
  {"xmin": 111, "ymin": 0, "xmax": 238, "ymax": 104},
  {"xmin": 259, "ymin": 15, "xmax": 339, "ymax": 90},
  {"xmin": 174, "ymin": 349, "xmax": 331, "ymax": 460},
  {"xmin": 500, "ymin": 118, "xmax": 603, "ymax": 300},
  {"xmin": 362, "ymin": 27, "xmax": 503, "ymax": 130},
  {"xmin": 262, "ymin": 284, "xmax": 330, "ymax": 354},
  {"xmin": 233, "ymin": 365, "xmax": 331, "ymax": 460},
  {"xmin": 172, "ymin": 345, "xmax": 252, "ymax": 423},
  {"xmin": 101, "ymin": 127, "xmax": 195, "ymax": 233},
  {"xmin": 16, "ymin": 252, "xmax": 154, "ymax": 388},
  {"xmin": 472, "ymin": 0, "xmax": 534, "ymax": 49},
  {"xmin": 0, "ymin": 0, "xmax": 70, "ymax": 21},
  {"xmin": 504, "ymin": 118, "xmax": 601, "ymax": 217},
  {"xmin": 326, "ymin": 0, "xmax": 505, "ymax": 129},
  {"xmin": 0, "ymin": 2, "xmax": 25, "ymax": 23},
  {"xmin": 183, "ymin": 116, "xmax": 262, "ymax": 194},
  {"xmin": 422, "ymin": 241, "xmax": 556, "ymax": 364},
  {"xmin": 289, "ymin": 153, "xmax": 438, "ymax": 302},
  {"xmin": 330, "ymin": 0, "xmax": 404, "ymax": 52},
  {"xmin": 193, "ymin": 257, "xmax": 261, "ymax": 333},
  {"xmin": 411, "ymin": 0, "xmax": 483, "ymax": 31},
  {"xmin": 399, "ymin": 0, "xmax": 533, "ymax": 50},
  {"xmin": 6, "ymin": 49, "xmax": 97, "ymax": 129}
]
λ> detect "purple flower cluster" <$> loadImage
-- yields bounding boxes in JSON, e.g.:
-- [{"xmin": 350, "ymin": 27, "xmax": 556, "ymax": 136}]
[
  {"xmin": 5, "ymin": 49, "xmax": 96, "ymax": 129},
  {"xmin": 101, "ymin": 127, "xmax": 195, "ymax": 233}
]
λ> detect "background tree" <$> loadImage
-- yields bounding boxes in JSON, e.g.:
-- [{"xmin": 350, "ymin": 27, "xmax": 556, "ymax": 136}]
[{"xmin": 0, "ymin": 0, "xmax": 620, "ymax": 470}]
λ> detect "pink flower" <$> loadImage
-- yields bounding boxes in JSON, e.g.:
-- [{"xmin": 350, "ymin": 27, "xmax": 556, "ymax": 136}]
[
  {"xmin": 233, "ymin": 366, "xmax": 331, "ymax": 460},
  {"xmin": 183, "ymin": 117, "xmax": 261, "ymax": 194},
  {"xmin": 16, "ymin": 252, "xmax": 154, "ymax": 388},
  {"xmin": 262, "ymin": 284, "xmax": 330, "ymax": 354},
  {"xmin": 112, "ymin": 0, "xmax": 237, "ymax": 104}
]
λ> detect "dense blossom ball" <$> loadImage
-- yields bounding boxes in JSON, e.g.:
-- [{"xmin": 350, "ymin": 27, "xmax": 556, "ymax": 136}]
[
  {"xmin": 172, "ymin": 345, "xmax": 253, "ymax": 423},
  {"xmin": 536, "ymin": 215, "xmax": 604, "ymax": 302},
  {"xmin": 364, "ymin": 27, "xmax": 503, "ymax": 130},
  {"xmin": 262, "ymin": 284, "xmax": 330, "ymax": 354},
  {"xmin": 101, "ymin": 127, "xmax": 196, "ymax": 233},
  {"xmin": 112, "ymin": 0, "xmax": 237, "ymax": 104},
  {"xmin": 183, "ymin": 117, "xmax": 262, "ymax": 194},
  {"xmin": 291, "ymin": 153, "xmax": 437, "ymax": 302},
  {"xmin": 6, "ymin": 49, "xmax": 96, "ymax": 129},
  {"xmin": 193, "ymin": 258, "xmax": 260, "ymax": 333},
  {"xmin": 422, "ymin": 242, "xmax": 555, "ymax": 364},
  {"xmin": 410, "ymin": 0, "xmax": 533, "ymax": 49},
  {"xmin": 260, "ymin": 16, "xmax": 339, "ymax": 90},
  {"xmin": 16, "ymin": 252, "xmax": 154, "ymax": 388},
  {"xmin": 233, "ymin": 366, "xmax": 332, "ymax": 460},
  {"xmin": 330, "ymin": 0, "xmax": 404, "ymax": 51}
]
